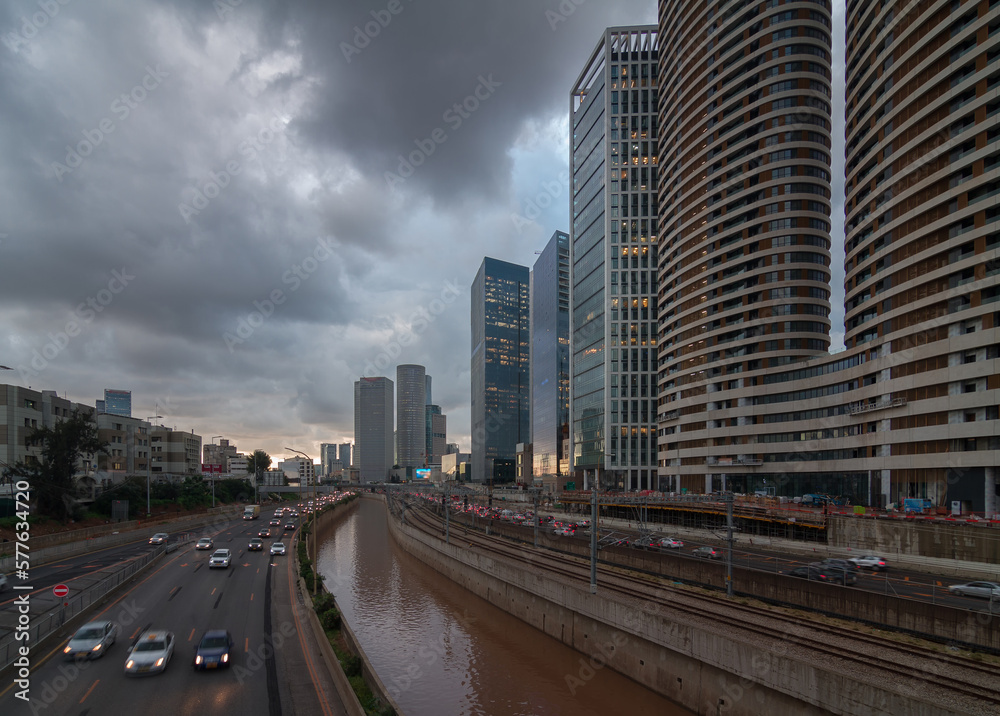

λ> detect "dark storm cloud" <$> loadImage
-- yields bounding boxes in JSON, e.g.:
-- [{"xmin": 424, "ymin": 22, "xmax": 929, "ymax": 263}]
[{"xmin": 0, "ymin": 0, "xmax": 657, "ymax": 457}]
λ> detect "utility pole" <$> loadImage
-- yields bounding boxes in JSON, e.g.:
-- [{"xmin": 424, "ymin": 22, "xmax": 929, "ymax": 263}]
[
  {"xmin": 444, "ymin": 484, "xmax": 450, "ymax": 545},
  {"xmin": 532, "ymin": 487, "xmax": 539, "ymax": 548},
  {"xmin": 725, "ymin": 491, "xmax": 734, "ymax": 598},
  {"xmin": 590, "ymin": 472, "xmax": 598, "ymax": 594}
]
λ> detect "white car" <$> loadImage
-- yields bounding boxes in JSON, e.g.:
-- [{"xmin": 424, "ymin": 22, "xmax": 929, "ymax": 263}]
[
  {"xmin": 63, "ymin": 620, "xmax": 117, "ymax": 660},
  {"xmin": 270, "ymin": 542, "xmax": 286, "ymax": 556},
  {"xmin": 208, "ymin": 549, "xmax": 232, "ymax": 568},
  {"xmin": 148, "ymin": 533, "xmax": 169, "ymax": 545},
  {"xmin": 657, "ymin": 537, "xmax": 684, "ymax": 549},
  {"xmin": 848, "ymin": 555, "xmax": 888, "ymax": 571},
  {"xmin": 948, "ymin": 581, "xmax": 1000, "ymax": 599},
  {"xmin": 124, "ymin": 630, "xmax": 174, "ymax": 675},
  {"xmin": 195, "ymin": 537, "xmax": 214, "ymax": 550}
]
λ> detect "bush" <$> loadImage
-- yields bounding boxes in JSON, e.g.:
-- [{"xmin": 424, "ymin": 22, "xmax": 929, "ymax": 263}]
[
  {"xmin": 313, "ymin": 591, "xmax": 336, "ymax": 613},
  {"xmin": 320, "ymin": 607, "xmax": 341, "ymax": 631},
  {"xmin": 343, "ymin": 655, "xmax": 363, "ymax": 678}
]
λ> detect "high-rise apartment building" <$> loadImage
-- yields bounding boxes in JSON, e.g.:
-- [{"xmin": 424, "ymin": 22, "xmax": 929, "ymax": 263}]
[
  {"xmin": 354, "ymin": 377, "xmax": 394, "ymax": 483},
  {"xmin": 655, "ymin": 0, "xmax": 999, "ymax": 512},
  {"xmin": 103, "ymin": 389, "xmax": 132, "ymax": 417},
  {"xmin": 531, "ymin": 230, "xmax": 571, "ymax": 492},
  {"xmin": 471, "ymin": 257, "xmax": 530, "ymax": 484},
  {"xmin": 571, "ymin": 27, "xmax": 660, "ymax": 492},
  {"xmin": 396, "ymin": 364, "xmax": 426, "ymax": 469}
]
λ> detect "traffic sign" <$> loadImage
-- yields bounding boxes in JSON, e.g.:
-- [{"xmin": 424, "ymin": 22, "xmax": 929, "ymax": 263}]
[{"xmin": 52, "ymin": 584, "xmax": 69, "ymax": 598}]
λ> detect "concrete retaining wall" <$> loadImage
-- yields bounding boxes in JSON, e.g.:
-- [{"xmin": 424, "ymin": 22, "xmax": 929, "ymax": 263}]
[
  {"xmin": 830, "ymin": 516, "xmax": 1000, "ymax": 565},
  {"xmin": 382, "ymin": 496, "xmax": 973, "ymax": 716}
]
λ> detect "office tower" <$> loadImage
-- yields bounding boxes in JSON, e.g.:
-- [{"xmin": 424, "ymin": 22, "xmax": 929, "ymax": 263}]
[
  {"xmin": 471, "ymin": 257, "xmax": 530, "ymax": 484},
  {"xmin": 354, "ymin": 377, "xmax": 394, "ymax": 483},
  {"xmin": 431, "ymin": 411, "xmax": 447, "ymax": 465},
  {"xmin": 103, "ymin": 389, "xmax": 132, "ymax": 418},
  {"xmin": 396, "ymin": 364, "xmax": 427, "ymax": 469},
  {"xmin": 426, "ymin": 404, "xmax": 442, "ymax": 464},
  {"xmin": 339, "ymin": 442, "xmax": 352, "ymax": 468},
  {"xmin": 570, "ymin": 26, "xmax": 660, "ymax": 492},
  {"xmin": 654, "ymin": 0, "xmax": 999, "ymax": 511},
  {"xmin": 425, "ymin": 375, "xmax": 432, "ymax": 405},
  {"xmin": 320, "ymin": 443, "xmax": 338, "ymax": 476},
  {"xmin": 531, "ymin": 230, "xmax": 571, "ymax": 491}
]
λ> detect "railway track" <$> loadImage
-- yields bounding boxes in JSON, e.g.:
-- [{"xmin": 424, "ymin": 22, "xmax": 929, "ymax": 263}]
[{"xmin": 400, "ymin": 499, "xmax": 1000, "ymax": 713}]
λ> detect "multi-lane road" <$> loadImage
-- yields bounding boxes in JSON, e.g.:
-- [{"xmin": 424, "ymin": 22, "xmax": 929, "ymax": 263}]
[{"xmin": 0, "ymin": 515, "xmax": 330, "ymax": 716}]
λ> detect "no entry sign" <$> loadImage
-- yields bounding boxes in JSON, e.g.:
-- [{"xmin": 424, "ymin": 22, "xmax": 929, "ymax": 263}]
[{"xmin": 53, "ymin": 584, "xmax": 69, "ymax": 598}]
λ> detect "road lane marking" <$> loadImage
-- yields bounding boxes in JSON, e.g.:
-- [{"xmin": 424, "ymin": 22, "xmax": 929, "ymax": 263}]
[
  {"xmin": 189, "ymin": 627, "xmax": 196, "ymax": 642},
  {"xmin": 245, "ymin": 637, "xmax": 249, "ymax": 652},
  {"xmin": 79, "ymin": 679, "xmax": 99, "ymax": 704}
]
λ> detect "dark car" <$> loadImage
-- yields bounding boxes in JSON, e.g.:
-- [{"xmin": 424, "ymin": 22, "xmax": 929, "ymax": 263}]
[
  {"xmin": 789, "ymin": 563, "xmax": 855, "ymax": 585},
  {"xmin": 283, "ymin": 523, "xmax": 296, "ymax": 531},
  {"xmin": 248, "ymin": 538, "xmax": 264, "ymax": 552},
  {"xmin": 258, "ymin": 528, "xmax": 271, "ymax": 538},
  {"xmin": 692, "ymin": 546, "xmax": 720, "ymax": 559},
  {"xmin": 818, "ymin": 559, "xmax": 859, "ymax": 585},
  {"xmin": 194, "ymin": 629, "xmax": 234, "ymax": 670},
  {"xmin": 788, "ymin": 565, "xmax": 830, "ymax": 581}
]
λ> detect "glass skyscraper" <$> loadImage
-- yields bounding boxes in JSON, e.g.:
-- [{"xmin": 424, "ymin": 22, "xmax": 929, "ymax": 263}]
[
  {"xmin": 103, "ymin": 389, "xmax": 132, "ymax": 418},
  {"xmin": 395, "ymin": 364, "xmax": 426, "ymax": 469},
  {"xmin": 471, "ymin": 257, "xmax": 530, "ymax": 484},
  {"xmin": 354, "ymin": 377, "xmax": 393, "ymax": 484},
  {"xmin": 531, "ymin": 230, "xmax": 570, "ymax": 490},
  {"xmin": 571, "ymin": 27, "xmax": 660, "ymax": 491}
]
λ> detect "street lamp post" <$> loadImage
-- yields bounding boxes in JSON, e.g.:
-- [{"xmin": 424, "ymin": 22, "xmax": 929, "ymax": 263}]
[
  {"xmin": 211, "ymin": 436, "xmax": 223, "ymax": 509},
  {"xmin": 146, "ymin": 415, "xmax": 162, "ymax": 517},
  {"xmin": 286, "ymin": 447, "xmax": 318, "ymax": 596}
]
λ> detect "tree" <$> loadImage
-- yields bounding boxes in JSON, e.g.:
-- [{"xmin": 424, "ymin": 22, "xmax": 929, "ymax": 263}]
[
  {"xmin": 247, "ymin": 449, "xmax": 271, "ymax": 481},
  {"xmin": 3, "ymin": 411, "xmax": 106, "ymax": 521}
]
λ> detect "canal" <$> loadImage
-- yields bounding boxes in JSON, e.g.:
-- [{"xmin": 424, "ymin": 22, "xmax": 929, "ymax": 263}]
[{"xmin": 315, "ymin": 498, "xmax": 690, "ymax": 715}]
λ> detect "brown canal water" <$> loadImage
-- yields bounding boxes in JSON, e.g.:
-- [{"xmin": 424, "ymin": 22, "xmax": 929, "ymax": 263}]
[{"xmin": 315, "ymin": 499, "xmax": 692, "ymax": 716}]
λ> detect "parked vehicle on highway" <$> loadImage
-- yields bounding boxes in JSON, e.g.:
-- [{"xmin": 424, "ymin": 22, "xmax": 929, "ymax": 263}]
[
  {"xmin": 195, "ymin": 537, "xmax": 214, "ymax": 550},
  {"xmin": 270, "ymin": 542, "xmax": 286, "ymax": 556},
  {"xmin": 848, "ymin": 555, "xmax": 888, "ymax": 571},
  {"xmin": 248, "ymin": 538, "xmax": 264, "ymax": 552},
  {"xmin": 208, "ymin": 549, "xmax": 232, "ymax": 569},
  {"xmin": 692, "ymin": 546, "xmax": 720, "ymax": 559},
  {"xmin": 148, "ymin": 533, "xmax": 169, "ymax": 545},
  {"xmin": 124, "ymin": 630, "xmax": 174, "ymax": 676},
  {"xmin": 948, "ymin": 581, "xmax": 1000, "ymax": 599},
  {"xmin": 193, "ymin": 629, "xmax": 234, "ymax": 670},
  {"xmin": 63, "ymin": 620, "xmax": 117, "ymax": 660}
]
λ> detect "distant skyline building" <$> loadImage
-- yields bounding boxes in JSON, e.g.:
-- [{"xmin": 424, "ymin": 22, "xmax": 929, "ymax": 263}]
[
  {"xmin": 354, "ymin": 377, "xmax": 394, "ymax": 483},
  {"xmin": 103, "ymin": 389, "xmax": 132, "ymax": 417},
  {"xmin": 531, "ymin": 230, "xmax": 571, "ymax": 492},
  {"xmin": 338, "ymin": 442, "xmax": 352, "ymax": 469},
  {"xmin": 570, "ymin": 26, "xmax": 660, "ymax": 491},
  {"xmin": 396, "ymin": 364, "xmax": 426, "ymax": 469},
  {"xmin": 430, "ymin": 411, "xmax": 447, "ymax": 466},
  {"xmin": 320, "ymin": 443, "xmax": 338, "ymax": 476},
  {"xmin": 425, "ymin": 375, "xmax": 432, "ymax": 405},
  {"xmin": 425, "ymin": 404, "xmax": 442, "ymax": 465},
  {"xmin": 471, "ymin": 257, "xmax": 530, "ymax": 484}
]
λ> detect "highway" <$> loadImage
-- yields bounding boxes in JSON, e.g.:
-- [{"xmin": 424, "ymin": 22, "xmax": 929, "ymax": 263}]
[{"xmin": 0, "ymin": 516, "xmax": 289, "ymax": 716}]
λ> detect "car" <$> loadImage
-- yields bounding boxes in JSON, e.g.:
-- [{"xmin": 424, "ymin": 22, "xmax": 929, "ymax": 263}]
[
  {"xmin": 788, "ymin": 563, "xmax": 856, "ymax": 585},
  {"xmin": 269, "ymin": 519, "xmax": 281, "ymax": 527},
  {"xmin": 848, "ymin": 555, "xmax": 889, "ymax": 571},
  {"xmin": 948, "ymin": 581, "xmax": 1000, "ymax": 599},
  {"xmin": 818, "ymin": 559, "xmax": 859, "ymax": 582},
  {"xmin": 288, "ymin": 510, "xmax": 299, "ymax": 517},
  {"xmin": 283, "ymin": 523, "xmax": 296, "ymax": 531},
  {"xmin": 692, "ymin": 546, "xmax": 720, "ymax": 559},
  {"xmin": 248, "ymin": 538, "xmax": 264, "ymax": 552},
  {"xmin": 270, "ymin": 542, "xmax": 286, "ymax": 556},
  {"xmin": 788, "ymin": 564, "xmax": 830, "ymax": 581},
  {"xmin": 195, "ymin": 537, "xmax": 214, "ymax": 550},
  {"xmin": 63, "ymin": 620, "xmax": 117, "ymax": 660},
  {"xmin": 193, "ymin": 629, "xmax": 234, "ymax": 670},
  {"xmin": 124, "ymin": 630, "xmax": 174, "ymax": 675},
  {"xmin": 555, "ymin": 527, "xmax": 576, "ymax": 536},
  {"xmin": 258, "ymin": 528, "xmax": 271, "ymax": 538},
  {"xmin": 657, "ymin": 537, "xmax": 684, "ymax": 549},
  {"xmin": 209, "ymin": 549, "xmax": 232, "ymax": 568},
  {"xmin": 148, "ymin": 533, "xmax": 169, "ymax": 545}
]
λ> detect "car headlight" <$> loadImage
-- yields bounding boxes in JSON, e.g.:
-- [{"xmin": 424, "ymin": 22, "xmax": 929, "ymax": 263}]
[
  {"xmin": 195, "ymin": 655, "xmax": 203, "ymax": 665},
  {"xmin": 126, "ymin": 659, "xmax": 135, "ymax": 669},
  {"xmin": 92, "ymin": 644, "xmax": 102, "ymax": 652},
  {"xmin": 64, "ymin": 646, "xmax": 72, "ymax": 654},
  {"xmin": 221, "ymin": 653, "xmax": 229, "ymax": 663},
  {"xmin": 155, "ymin": 657, "xmax": 165, "ymax": 668}
]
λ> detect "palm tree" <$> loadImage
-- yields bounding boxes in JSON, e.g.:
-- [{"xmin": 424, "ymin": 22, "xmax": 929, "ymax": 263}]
[{"xmin": 247, "ymin": 450, "xmax": 271, "ymax": 499}]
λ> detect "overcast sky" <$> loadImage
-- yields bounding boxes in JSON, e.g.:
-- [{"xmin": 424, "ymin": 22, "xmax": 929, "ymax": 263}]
[{"xmin": 0, "ymin": 0, "xmax": 845, "ymax": 464}]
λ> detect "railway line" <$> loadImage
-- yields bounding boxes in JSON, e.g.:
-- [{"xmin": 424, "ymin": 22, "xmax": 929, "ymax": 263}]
[{"xmin": 399, "ymin": 497, "xmax": 1000, "ymax": 714}]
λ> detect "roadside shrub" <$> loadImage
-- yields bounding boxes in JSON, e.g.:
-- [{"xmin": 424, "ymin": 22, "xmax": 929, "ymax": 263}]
[
  {"xmin": 320, "ymin": 607, "xmax": 341, "ymax": 631},
  {"xmin": 343, "ymin": 654, "xmax": 363, "ymax": 678}
]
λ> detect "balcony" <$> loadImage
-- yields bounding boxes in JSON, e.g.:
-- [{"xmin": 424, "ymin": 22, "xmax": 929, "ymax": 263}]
[{"xmin": 849, "ymin": 396, "xmax": 906, "ymax": 416}]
